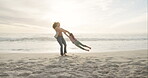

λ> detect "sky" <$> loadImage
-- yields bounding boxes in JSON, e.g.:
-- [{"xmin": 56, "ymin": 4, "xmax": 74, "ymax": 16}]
[{"xmin": 0, "ymin": 0, "xmax": 147, "ymax": 34}]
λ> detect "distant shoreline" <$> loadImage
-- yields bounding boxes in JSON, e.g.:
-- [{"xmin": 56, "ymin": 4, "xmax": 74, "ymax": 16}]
[{"xmin": 0, "ymin": 49, "xmax": 147, "ymax": 54}]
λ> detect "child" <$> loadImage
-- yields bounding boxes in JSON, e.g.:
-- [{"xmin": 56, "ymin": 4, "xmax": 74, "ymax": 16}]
[{"xmin": 66, "ymin": 33, "xmax": 91, "ymax": 51}]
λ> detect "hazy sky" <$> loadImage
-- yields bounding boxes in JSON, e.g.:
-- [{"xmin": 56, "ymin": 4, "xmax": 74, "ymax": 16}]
[{"xmin": 0, "ymin": 0, "xmax": 147, "ymax": 33}]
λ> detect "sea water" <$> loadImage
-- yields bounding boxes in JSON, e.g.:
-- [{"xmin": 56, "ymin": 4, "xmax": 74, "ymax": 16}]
[{"xmin": 0, "ymin": 33, "xmax": 147, "ymax": 53}]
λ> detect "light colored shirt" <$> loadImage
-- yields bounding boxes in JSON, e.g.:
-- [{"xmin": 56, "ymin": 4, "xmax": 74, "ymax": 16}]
[
  {"xmin": 68, "ymin": 36, "xmax": 77, "ymax": 43},
  {"xmin": 54, "ymin": 32, "xmax": 59, "ymax": 38}
]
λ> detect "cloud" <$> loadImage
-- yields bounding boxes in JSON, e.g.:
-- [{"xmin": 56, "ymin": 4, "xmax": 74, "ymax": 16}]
[
  {"xmin": 107, "ymin": 13, "xmax": 147, "ymax": 33},
  {"xmin": 0, "ymin": 0, "xmax": 147, "ymax": 33},
  {"xmin": 111, "ymin": 13, "xmax": 147, "ymax": 27},
  {"xmin": 0, "ymin": 0, "xmax": 51, "ymax": 26}
]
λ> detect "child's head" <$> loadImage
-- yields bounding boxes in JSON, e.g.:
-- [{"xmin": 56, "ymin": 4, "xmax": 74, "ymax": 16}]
[
  {"xmin": 70, "ymin": 33, "xmax": 73, "ymax": 36},
  {"xmin": 70, "ymin": 33, "xmax": 75, "ymax": 39}
]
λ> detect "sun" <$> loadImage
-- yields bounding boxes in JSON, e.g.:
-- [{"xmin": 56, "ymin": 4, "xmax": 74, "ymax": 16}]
[{"xmin": 48, "ymin": 1, "xmax": 86, "ymax": 29}]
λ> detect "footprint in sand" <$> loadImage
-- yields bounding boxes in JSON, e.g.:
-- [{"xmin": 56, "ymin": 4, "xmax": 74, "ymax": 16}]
[
  {"xmin": 28, "ymin": 58, "xmax": 37, "ymax": 60},
  {"xmin": 0, "ymin": 62, "xmax": 7, "ymax": 66},
  {"xmin": 105, "ymin": 57, "xmax": 114, "ymax": 62},
  {"xmin": 32, "ymin": 70, "xmax": 43, "ymax": 74},
  {"xmin": 17, "ymin": 72, "xmax": 31, "ymax": 77},
  {"xmin": 0, "ymin": 72, "xmax": 9, "ymax": 77}
]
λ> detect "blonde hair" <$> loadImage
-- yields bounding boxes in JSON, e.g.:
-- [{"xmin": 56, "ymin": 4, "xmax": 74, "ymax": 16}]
[{"xmin": 52, "ymin": 22, "xmax": 60, "ymax": 29}]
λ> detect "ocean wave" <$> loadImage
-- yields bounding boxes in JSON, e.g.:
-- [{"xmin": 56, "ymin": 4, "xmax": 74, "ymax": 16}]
[{"xmin": 0, "ymin": 37, "xmax": 147, "ymax": 42}]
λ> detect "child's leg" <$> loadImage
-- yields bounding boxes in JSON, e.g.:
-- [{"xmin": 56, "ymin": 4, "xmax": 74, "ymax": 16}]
[
  {"xmin": 76, "ymin": 45, "xmax": 89, "ymax": 51},
  {"xmin": 78, "ymin": 41, "xmax": 91, "ymax": 49}
]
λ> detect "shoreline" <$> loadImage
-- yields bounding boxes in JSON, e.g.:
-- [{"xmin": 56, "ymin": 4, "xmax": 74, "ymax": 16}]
[{"xmin": 0, "ymin": 49, "xmax": 147, "ymax": 54}]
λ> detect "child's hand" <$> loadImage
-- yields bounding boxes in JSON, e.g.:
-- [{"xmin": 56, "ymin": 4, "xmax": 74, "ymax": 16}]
[{"xmin": 67, "ymin": 32, "xmax": 71, "ymax": 34}]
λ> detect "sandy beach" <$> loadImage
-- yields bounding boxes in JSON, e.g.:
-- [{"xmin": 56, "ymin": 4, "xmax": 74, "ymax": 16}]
[{"xmin": 0, "ymin": 50, "xmax": 147, "ymax": 78}]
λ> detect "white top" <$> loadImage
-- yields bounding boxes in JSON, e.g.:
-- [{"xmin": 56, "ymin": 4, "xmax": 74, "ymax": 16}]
[{"xmin": 54, "ymin": 32, "xmax": 59, "ymax": 38}]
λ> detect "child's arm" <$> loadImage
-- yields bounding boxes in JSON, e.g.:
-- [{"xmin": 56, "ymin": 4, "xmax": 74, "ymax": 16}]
[{"xmin": 64, "ymin": 32, "xmax": 70, "ymax": 37}]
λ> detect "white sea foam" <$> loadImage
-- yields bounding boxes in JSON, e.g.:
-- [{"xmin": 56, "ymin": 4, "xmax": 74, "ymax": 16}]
[{"xmin": 0, "ymin": 33, "xmax": 147, "ymax": 53}]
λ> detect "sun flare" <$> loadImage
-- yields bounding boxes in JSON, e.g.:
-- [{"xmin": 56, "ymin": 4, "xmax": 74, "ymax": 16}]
[{"xmin": 49, "ymin": 1, "xmax": 87, "ymax": 29}]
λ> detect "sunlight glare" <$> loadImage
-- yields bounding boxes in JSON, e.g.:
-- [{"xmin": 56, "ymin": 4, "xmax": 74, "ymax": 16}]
[{"xmin": 49, "ymin": 0, "xmax": 86, "ymax": 28}]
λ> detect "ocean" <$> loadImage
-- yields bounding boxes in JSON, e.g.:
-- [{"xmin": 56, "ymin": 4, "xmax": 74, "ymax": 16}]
[{"xmin": 0, "ymin": 33, "xmax": 147, "ymax": 53}]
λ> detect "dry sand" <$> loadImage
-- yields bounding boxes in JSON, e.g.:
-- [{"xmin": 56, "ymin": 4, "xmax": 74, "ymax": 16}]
[{"xmin": 0, "ymin": 50, "xmax": 147, "ymax": 78}]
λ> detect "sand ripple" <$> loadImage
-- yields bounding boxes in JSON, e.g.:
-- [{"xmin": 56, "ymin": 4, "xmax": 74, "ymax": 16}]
[{"xmin": 0, "ymin": 52, "xmax": 147, "ymax": 78}]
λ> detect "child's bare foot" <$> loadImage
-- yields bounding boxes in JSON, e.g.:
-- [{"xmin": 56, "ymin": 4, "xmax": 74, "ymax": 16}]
[
  {"xmin": 85, "ymin": 49, "xmax": 89, "ymax": 51},
  {"xmin": 86, "ymin": 47, "xmax": 91, "ymax": 49}
]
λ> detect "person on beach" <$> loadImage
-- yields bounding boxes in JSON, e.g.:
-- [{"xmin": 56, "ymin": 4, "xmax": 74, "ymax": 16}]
[
  {"xmin": 52, "ymin": 22, "xmax": 70, "ymax": 56},
  {"xmin": 65, "ymin": 33, "xmax": 91, "ymax": 51}
]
